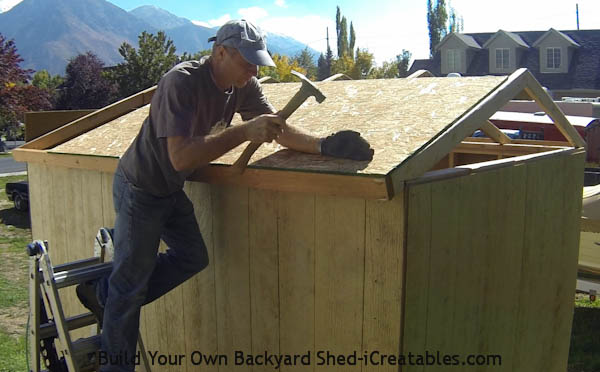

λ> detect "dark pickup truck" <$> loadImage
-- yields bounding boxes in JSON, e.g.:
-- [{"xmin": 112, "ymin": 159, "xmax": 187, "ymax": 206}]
[{"xmin": 6, "ymin": 181, "xmax": 28, "ymax": 211}]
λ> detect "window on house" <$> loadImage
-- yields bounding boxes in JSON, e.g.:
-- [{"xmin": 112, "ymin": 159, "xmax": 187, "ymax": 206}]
[
  {"xmin": 547, "ymin": 47, "xmax": 561, "ymax": 69},
  {"xmin": 495, "ymin": 48, "xmax": 509, "ymax": 70},
  {"xmin": 447, "ymin": 49, "xmax": 461, "ymax": 72}
]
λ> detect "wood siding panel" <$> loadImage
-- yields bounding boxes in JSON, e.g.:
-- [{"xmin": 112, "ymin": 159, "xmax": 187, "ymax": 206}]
[
  {"xmin": 314, "ymin": 196, "xmax": 365, "ymax": 372},
  {"xmin": 451, "ymin": 172, "xmax": 487, "ymax": 368},
  {"xmin": 403, "ymin": 152, "xmax": 583, "ymax": 372},
  {"xmin": 100, "ymin": 172, "xmax": 115, "ymax": 227},
  {"xmin": 27, "ymin": 163, "xmax": 43, "ymax": 241},
  {"xmin": 425, "ymin": 177, "xmax": 460, "ymax": 371},
  {"xmin": 363, "ymin": 195, "xmax": 405, "ymax": 372},
  {"xmin": 547, "ymin": 152, "xmax": 585, "ymax": 371},
  {"xmin": 403, "ymin": 183, "xmax": 432, "ymax": 372},
  {"xmin": 476, "ymin": 165, "xmax": 526, "ymax": 372},
  {"xmin": 513, "ymin": 157, "xmax": 563, "ymax": 371},
  {"xmin": 180, "ymin": 182, "xmax": 218, "ymax": 371},
  {"xmin": 248, "ymin": 188, "xmax": 280, "ymax": 369},
  {"xmin": 212, "ymin": 185, "xmax": 252, "ymax": 372},
  {"xmin": 278, "ymin": 192, "xmax": 315, "ymax": 371}
]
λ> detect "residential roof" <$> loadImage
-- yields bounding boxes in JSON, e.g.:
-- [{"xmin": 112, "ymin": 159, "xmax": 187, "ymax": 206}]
[
  {"xmin": 483, "ymin": 30, "xmax": 529, "ymax": 49},
  {"xmin": 408, "ymin": 29, "xmax": 600, "ymax": 91},
  {"xmin": 532, "ymin": 28, "xmax": 581, "ymax": 48},
  {"xmin": 49, "ymin": 76, "xmax": 507, "ymax": 177},
  {"xmin": 409, "ymin": 59, "xmax": 434, "ymax": 72},
  {"xmin": 436, "ymin": 32, "xmax": 482, "ymax": 51},
  {"xmin": 14, "ymin": 68, "xmax": 584, "ymax": 200}
]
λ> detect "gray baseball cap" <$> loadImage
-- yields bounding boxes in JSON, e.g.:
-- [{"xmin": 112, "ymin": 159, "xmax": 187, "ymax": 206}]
[{"xmin": 208, "ymin": 19, "xmax": 276, "ymax": 67}]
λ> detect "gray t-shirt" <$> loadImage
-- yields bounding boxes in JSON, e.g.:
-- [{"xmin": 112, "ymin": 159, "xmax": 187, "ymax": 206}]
[{"xmin": 118, "ymin": 59, "xmax": 274, "ymax": 196}]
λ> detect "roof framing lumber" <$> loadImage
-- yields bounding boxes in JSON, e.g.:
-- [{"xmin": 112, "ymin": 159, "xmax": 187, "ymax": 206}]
[
  {"xmin": 521, "ymin": 72, "xmax": 587, "ymax": 148},
  {"xmin": 19, "ymin": 86, "xmax": 156, "ymax": 151},
  {"xmin": 479, "ymin": 120, "xmax": 512, "ymax": 145},
  {"xmin": 389, "ymin": 68, "xmax": 584, "ymax": 193}
]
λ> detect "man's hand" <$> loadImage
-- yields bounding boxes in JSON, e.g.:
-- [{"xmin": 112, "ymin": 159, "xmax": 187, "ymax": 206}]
[
  {"xmin": 321, "ymin": 130, "xmax": 374, "ymax": 161},
  {"xmin": 244, "ymin": 114, "xmax": 285, "ymax": 143}
]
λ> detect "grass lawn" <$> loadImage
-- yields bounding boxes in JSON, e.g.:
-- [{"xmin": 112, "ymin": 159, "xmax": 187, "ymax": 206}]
[
  {"xmin": 0, "ymin": 172, "xmax": 598, "ymax": 371},
  {"xmin": 568, "ymin": 294, "xmax": 600, "ymax": 372},
  {"xmin": 0, "ymin": 174, "xmax": 30, "ymax": 372}
]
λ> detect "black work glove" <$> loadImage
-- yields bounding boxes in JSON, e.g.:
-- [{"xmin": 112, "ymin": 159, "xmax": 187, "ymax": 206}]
[{"xmin": 321, "ymin": 130, "xmax": 374, "ymax": 161}]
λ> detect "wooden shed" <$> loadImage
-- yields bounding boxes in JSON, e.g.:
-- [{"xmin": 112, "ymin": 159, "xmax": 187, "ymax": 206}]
[{"xmin": 16, "ymin": 68, "xmax": 586, "ymax": 372}]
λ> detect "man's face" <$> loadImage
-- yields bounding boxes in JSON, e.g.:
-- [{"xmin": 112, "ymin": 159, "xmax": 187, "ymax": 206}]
[{"xmin": 224, "ymin": 47, "xmax": 259, "ymax": 88}]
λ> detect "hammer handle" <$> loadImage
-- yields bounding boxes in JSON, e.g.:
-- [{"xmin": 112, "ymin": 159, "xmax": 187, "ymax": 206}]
[
  {"xmin": 231, "ymin": 141, "xmax": 262, "ymax": 174},
  {"xmin": 278, "ymin": 89, "xmax": 309, "ymax": 120},
  {"xmin": 231, "ymin": 89, "xmax": 309, "ymax": 175}
]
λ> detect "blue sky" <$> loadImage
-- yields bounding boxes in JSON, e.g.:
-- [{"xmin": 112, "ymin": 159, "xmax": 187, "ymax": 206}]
[{"xmin": 3, "ymin": 0, "xmax": 600, "ymax": 65}]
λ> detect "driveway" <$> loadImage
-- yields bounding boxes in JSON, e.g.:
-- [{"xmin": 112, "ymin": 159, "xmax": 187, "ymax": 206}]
[{"xmin": 0, "ymin": 156, "xmax": 26, "ymax": 175}]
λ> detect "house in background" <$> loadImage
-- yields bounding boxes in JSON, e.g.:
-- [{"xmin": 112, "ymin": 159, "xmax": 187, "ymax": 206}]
[{"xmin": 409, "ymin": 28, "xmax": 600, "ymax": 99}]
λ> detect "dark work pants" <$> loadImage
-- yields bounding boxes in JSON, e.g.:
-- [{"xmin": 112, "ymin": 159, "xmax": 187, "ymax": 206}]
[{"xmin": 99, "ymin": 169, "xmax": 209, "ymax": 372}]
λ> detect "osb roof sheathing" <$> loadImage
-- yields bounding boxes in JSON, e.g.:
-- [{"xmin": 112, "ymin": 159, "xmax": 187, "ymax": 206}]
[{"xmin": 50, "ymin": 76, "xmax": 507, "ymax": 176}]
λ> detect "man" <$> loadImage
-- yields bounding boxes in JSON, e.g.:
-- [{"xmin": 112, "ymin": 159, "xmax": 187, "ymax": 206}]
[{"xmin": 77, "ymin": 19, "xmax": 372, "ymax": 371}]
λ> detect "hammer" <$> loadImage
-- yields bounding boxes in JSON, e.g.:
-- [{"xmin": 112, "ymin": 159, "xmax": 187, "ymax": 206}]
[{"xmin": 230, "ymin": 70, "xmax": 326, "ymax": 174}]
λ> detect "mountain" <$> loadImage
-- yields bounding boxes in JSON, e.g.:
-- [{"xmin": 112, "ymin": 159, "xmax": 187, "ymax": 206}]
[
  {"xmin": 0, "ymin": 0, "xmax": 320, "ymax": 75},
  {"xmin": 129, "ymin": 5, "xmax": 214, "ymax": 55},
  {"xmin": 129, "ymin": 6, "xmax": 320, "ymax": 62},
  {"xmin": 0, "ymin": 0, "xmax": 154, "ymax": 74},
  {"xmin": 129, "ymin": 5, "xmax": 189, "ymax": 30}
]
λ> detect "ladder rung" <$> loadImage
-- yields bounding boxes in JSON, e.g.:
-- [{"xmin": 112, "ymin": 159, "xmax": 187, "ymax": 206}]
[
  {"xmin": 53, "ymin": 257, "xmax": 101, "ymax": 272},
  {"xmin": 40, "ymin": 312, "xmax": 97, "ymax": 339},
  {"xmin": 54, "ymin": 262, "xmax": 113, "ymax": 289}
]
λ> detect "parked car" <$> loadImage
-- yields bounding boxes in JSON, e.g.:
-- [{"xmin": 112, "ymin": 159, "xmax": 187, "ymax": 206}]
[{"xmin": 6, "ymin": 181, "xmax": 28, "ymax": 211}]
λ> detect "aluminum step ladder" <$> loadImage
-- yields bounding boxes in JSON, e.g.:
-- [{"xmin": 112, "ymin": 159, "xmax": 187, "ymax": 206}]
[{"xmin": 28, "ymin": 231, "xmax": 151, "ymax": 372}]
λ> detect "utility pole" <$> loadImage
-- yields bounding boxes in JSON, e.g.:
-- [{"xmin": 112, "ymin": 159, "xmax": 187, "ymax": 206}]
[{"xmin": 576, "ymin": 3, "xmax": 580, "ymax": 30}]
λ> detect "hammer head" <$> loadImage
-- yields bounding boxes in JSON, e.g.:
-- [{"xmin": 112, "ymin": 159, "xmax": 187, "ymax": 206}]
[{"xmin": 291, "ymin": 70, "xmax": 326, "ymax": 103}]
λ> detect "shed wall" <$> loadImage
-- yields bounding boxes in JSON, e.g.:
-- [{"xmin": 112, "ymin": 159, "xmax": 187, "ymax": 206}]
[
  {"xmin": 402, "ymin": 151, "xmax": 584, "ymax": 372},
  {"xmin": 28, "ymin": 164, "xmax": 406, "ymax": 371}
]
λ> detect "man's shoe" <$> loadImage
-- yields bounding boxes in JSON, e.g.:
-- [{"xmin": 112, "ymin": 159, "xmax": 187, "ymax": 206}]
[{"xmin": 76, "ymin": 280, "xmax": 104, "ymax": 327}]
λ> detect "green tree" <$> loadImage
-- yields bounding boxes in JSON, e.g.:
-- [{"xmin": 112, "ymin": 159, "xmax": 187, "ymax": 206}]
[
  {"xmin": 178, "ymin": 49, "xmax": 211, "ymax": 63},
  {"xmin": 368, "ymin": 50, "xmax": 412, "ymax": 79},
  {"xmin": 32, "ymin": 70, "xmax": 64, "ymax": 106},
  {"xmin": 336, "ymin": 7, "xmax": 342, "ymax": 57},
  {"xmin": 108, "ymin": 31, "xmax": 178, "ymax": 99},
  {"xmin": 317, "ymin": 27, "xmax": 335, "ymax": 80},
  {"xmin": 448, "ymin": 7, "xmax": 464, "ymax": 33},
  {"xmin": 292, "ymin": 48, "xmax": 317, "ymax": 80},
  {"xmin": 339, "ymin": 16, "xmax": 349, "ymax": 57},
  {"xmin": 397, "ymin": 49, "xmax": 412, "ymax": 78},
  {"xmin": 331, "ymin": 54, "xmax": 355, "ymax": 77},
  {"xmin": 350, "ymin": 48, "xmax": 374, "ymax": 79},
  {"xmin": 349, "ymin": 22, "xmax": 356, "ymax": 55},
  {"xmin": 259, "ymin": 54, "xmax": 307, "ymax": 82},
  {"xmin": 369, "ymin": 61, "xmax": 398, "ymax": 79},
  {"xmin": 317, "ymin": 54, "xmax": 330, "ymax": 81},
  {"xmin": 427, "ymin": 0, "xmax": 448, "ymax": 57},
  {"xmin": 336, "ymin": 7, "xmax": 355, "ymax": 58}
]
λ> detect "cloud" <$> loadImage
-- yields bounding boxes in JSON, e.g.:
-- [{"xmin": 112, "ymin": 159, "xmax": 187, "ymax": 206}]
[
  {"xmin": 197, "ymin": 14, "xmax": 232, "ymax": 28},
  {"xmin": 259, "ymin": 15, "xmax": 336, "ymax": 55},
  {"xmin": 274, "ymin": 0, "xmax": 288, "ymax": 8},
  {"xmin": 191, "ymin": 20, "xmax": 211, "ymax": 28},
  {"xmin": 0, "ymin": 0, "xmax": 22, "ymax": 12},
  {"xmin": 238, "ymin": 7, "xmax": 269, "ymax": 22}
]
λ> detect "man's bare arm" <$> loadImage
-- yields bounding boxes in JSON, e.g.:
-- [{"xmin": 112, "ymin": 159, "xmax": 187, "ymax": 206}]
[
  {"xmin": 168, "ymin": 114, "xmax": 284, "ymax": 171},
  {"xmin": 276, "ymin": 123, "xmax": 322, "ymax": 154}
]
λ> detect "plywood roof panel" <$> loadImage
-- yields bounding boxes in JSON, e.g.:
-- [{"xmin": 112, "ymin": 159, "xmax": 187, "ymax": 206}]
[{"xmin": 50, "ymin": 76, "xmax": 507, "ymax": 176}]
